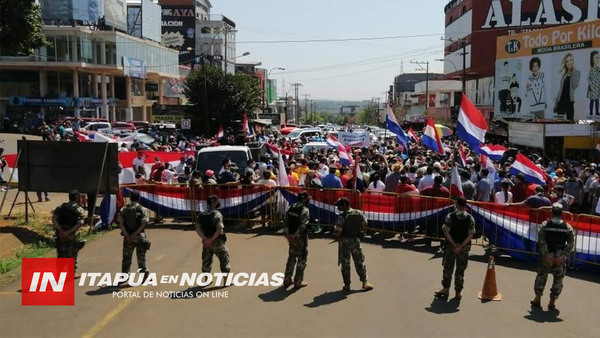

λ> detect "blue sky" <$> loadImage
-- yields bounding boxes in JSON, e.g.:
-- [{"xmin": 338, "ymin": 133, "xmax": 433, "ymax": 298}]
[{"xmin": 212, "ymin": 0, "xmax": 449, "ymax": 101}]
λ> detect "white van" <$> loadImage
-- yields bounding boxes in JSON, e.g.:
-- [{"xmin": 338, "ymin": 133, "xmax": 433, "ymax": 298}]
[{"xmin": 196, "ymin": 145, "xmax": 253, "ymax": 175}]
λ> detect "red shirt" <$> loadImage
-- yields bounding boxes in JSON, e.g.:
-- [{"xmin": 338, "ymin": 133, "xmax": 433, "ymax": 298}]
[
  {"xmin": 340, "ymin": 174, "xmax": 350, "ymax": 187},
  {"xmin": 420, "ymin": 185, "xmax": 450, "ymax": 198},
  {"xmin": 396, "ymin": 184, "xmax": 418, "ymax": 194},
  {"xmin": 513, "ymin": 182, "xmax": 537, "ymax": 203}
]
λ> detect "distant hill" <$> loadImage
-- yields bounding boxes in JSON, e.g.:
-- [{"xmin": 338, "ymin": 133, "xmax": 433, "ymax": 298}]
[{"xmin": 311, "ymin": 100, "xmax": 365, "ymax": 114}]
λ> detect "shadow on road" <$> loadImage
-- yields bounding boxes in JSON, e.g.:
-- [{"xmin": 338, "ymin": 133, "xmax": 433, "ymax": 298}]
[
  {"xmin": 424, "ymin": 297, "xmax": 461, "ymax": 314},
  {"xmin": 303, "ymin": 290, "xmax": 360, "ymax": 308},
  {"xmin": 85, "ymin": 283, "xmax": 132, "ymax": 296},
  {"xmin": 524, "ymin": 306, "xmax": 563, "ymax": 323},
  {"xmin": 258, "ymin": 286, "xmax": 296, "ymax": 302}
]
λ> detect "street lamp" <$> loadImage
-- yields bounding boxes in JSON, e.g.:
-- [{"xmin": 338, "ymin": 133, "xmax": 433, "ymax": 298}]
[
  {"xmin": 266, "ymin": 67, "xmax": 285, "ymax": 112},
  {"xmin": 228, "ymin": 52, "xmax": 250, "ymax": 62}
]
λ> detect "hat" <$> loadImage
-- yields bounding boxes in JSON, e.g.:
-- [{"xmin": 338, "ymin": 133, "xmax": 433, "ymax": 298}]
[
  {"xmin": 329, "ymin": 164, "xmax": 338, "ymax": 170},
  {"xmin": 297, "ymin": 191, "xmax": 310, "ymax": 200},
  {"xmin": 205, "ymin": 169, "xmax": 214, "ymax": 177},
  {"xmin": 68, "ymin": 190, "xmax": 80, "ymax": 201},
  {"xmin": 555, "ymin": 168, "xmax": 564, "ymax": 174},
  {"xmin": 552, "ymin": 202, "xmax": 563, "ymax": 213},
  {"xmin": 207, "ymin": 195, "xmax": 219, "ymax": 204},
  {"xmin": 334, "ymin": 197, "xmax": 350, "ymax": 206}
]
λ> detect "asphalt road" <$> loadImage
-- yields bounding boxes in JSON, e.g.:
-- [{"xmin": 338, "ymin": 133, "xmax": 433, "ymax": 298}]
[{"xmin": 1, "ymin": 224, "xmax": 599, "ymax": 338}]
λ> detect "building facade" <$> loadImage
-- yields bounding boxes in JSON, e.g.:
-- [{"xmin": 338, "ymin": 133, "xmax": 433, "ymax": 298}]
[{"xmin": 0, "ymin": 25, "xmax": 180, "ymax": 126}]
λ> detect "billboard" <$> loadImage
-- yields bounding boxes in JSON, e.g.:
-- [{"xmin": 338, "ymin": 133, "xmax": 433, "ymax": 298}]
[
  {"xmin": 495, "ymin": 20, "xmax": 600, "ymax": 121},
  {"xmin": 105, "ymin": 0, "xmax": 127, "ymax": 31},
  {"xmin": 444, "ymin": 0, "xmax": 599, "ymax": 77},
  {"xmin": 141, "ymin": 0, "xmax": 161, "ymax": 42},
  {"xmin": 161, "ymin": 6, "xmax": 196, "ymax": 64},
  {"xmin": 41, "ymin": 0, "xmax": 103, "ymax": 25}
]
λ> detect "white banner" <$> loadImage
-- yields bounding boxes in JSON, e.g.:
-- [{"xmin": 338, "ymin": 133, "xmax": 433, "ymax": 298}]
[{"xmin": 338, "ymin": 131, "xmax": 371, "ymax": 148}]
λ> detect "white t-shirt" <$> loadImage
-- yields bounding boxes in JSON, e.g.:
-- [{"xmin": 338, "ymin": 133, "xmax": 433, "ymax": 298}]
[
  {"xmin": 495, "ymin": 191, "xmax": 513, "ymax": 204},
  {"xmin": 132, "ymin": 157, "xmax": 145, "ymax": 172},
  {"xmin": 367, "ymin": 181, "xmax": 386, "ymax": 192},
  {"xmin": 258, "ymin": 179, "xmax": 277, "ymax": 187}
]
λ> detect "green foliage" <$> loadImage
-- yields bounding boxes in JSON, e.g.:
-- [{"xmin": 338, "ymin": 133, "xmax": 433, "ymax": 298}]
[
  {"xmin": 355, "ymin": 106, "xmax": 380, "ymax": 126},
  {"xmin": 0, "ymin": 0, "xmax": 49, "ymax": 55},
  {"xmin": 185, "ymin": 65, "xmax": 260, "ymax": 135}
]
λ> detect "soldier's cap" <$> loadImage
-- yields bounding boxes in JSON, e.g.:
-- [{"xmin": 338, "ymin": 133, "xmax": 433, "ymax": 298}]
[
  {"xmin": 297, "ymin": 191, "xmax": 310, "ymax": 200},
  {"xmin": 207, "ymin": 195, "xmax": 219, "ymax": 204},
  {"xmin": 334, "ymin": 197, "xmax": 350, "ymax": 206},
  {"xmin": 552, "ymin": 202, "xmax": 563, "ymax": 213},
  {"xmin": 68, "ymin": 190, "xmax": 80, "ymax": 200}
]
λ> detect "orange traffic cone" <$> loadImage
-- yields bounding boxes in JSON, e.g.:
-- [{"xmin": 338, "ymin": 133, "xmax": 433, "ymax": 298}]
[{"xmin": 478, "ymin": 255, "xmax": 502, "ymax": 301}]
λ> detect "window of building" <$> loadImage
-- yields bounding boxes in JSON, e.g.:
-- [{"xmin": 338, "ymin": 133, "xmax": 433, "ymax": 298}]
[
  {"xmin": 131, "ymin": 78, "xmax": 143, "ymax": 96},
  {"xmin": 201, "ymin": 26, "xmax": 210, "ymax": 34}
]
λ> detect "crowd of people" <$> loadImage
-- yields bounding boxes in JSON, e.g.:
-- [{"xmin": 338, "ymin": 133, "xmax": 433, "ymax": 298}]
[
  {"xmin": 123, "ymin": 125, "xmax": 600, "ymax": 217},
  {"xmin": 9, "ymin": 117, "xmax": 600, "ymax": 217}
]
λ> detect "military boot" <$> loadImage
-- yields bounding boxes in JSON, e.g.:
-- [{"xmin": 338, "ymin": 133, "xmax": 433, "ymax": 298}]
[
  {"xmin": 548, "ymin": 296, "xmax": 558, "ymax": 309},
  {"xmin": 530, "ymin": 295, "xmax": 542, "ymax": 307},
  {"xmin": 362, "ymin": 282, "xmax": 374, "ymax": 291}
]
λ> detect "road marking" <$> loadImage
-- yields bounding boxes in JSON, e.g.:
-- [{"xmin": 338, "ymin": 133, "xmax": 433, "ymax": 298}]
[{"xmin": 82, "ymin": 297, "xmax": 134, "ymax": 338}]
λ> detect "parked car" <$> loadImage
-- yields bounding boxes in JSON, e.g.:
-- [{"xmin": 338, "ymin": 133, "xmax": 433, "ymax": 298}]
[
  {"xmin": 196, "ymin": 145, "xmax": 253, "ymax": 176},
  {"xmin": 111, "ymin": 122, "xmax": 136, "ymax": 132},
  {"xmin": 302, "ymin": 142, "xmax": 330, "ymax": 155},
  {"xmin": 128, "ymin": 120, "xmax": 150, "ymax": 130},
  {"xmin": 287, "ymin": 128, "xmax": 322, "ymax": 142}
]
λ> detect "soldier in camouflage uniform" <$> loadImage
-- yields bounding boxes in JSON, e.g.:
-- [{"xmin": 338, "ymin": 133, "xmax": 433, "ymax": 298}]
[
  {"xmin": 531, "ymin": 203, "xmax": 575, "ymax": 310},
  {"xmin": 283, "ymin": 191, "xmax": 310, "ymax": 290},
  {"xmin": 118, "ymin": 191, "xmax": 150, "ymax": 274},
  {"xmin": 435, "ymin": 197, "xmax": 475, "ymax": 299},
  {"xmin": 52, "ymin": 190, "xmax": 86, "ymax": 270},
  {"xmin": 196, "ymin": 195, "xmax": 230, "ymax": 273},
  {"xmin": 334, "ymin": 197, "xmax": 374, "ymax": 291}
]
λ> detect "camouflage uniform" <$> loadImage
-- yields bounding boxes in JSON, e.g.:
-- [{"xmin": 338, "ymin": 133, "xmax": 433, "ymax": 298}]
[
  {"xmin": 336, "ymin": 208, "xmax": 369, "ymax": 285},
  {"xmin": 441, "ymin": 211, "xmax": 475, "ymax": 293},
  {"xmin": 283, "ymin": 202, "xmax": 310, "ymax": 285},
  {"xmin": 534, "ymin": 217, "xmax": 575, "ymax": 298},
  {"xmin": 53, "ymin": 201, "xmax": 86, "ymax": 269},
  {"xmin": 119, "ymin": 202, "xmax": 150, "ymax": 273},
  {"xmin": 197, "ymin": 209, "xmax": 230, "ymax": 273}
]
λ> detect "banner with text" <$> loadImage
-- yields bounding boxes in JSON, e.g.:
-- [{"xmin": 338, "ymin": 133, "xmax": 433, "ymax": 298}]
[{"xmin": 495, "ymin": 20, "xmax": 600, "ymax": 121}]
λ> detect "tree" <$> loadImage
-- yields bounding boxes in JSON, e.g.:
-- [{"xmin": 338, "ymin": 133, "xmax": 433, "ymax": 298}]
[
  {"xmin": 185, "ymin": 65, "xmax": 260, "ymax": 135},
  {"xmin": 0, "ymin": 0, "xmax": 48, "ymax": 55},
  {"xmin": 355, "ymin": 106, "xmax": 379, "ymax": 126}
]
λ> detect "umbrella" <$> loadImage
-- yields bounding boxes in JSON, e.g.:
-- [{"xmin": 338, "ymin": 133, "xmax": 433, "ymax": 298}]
[{"xmin": 435, "ymin": 124, "xmax": 453, "ymax": 137}]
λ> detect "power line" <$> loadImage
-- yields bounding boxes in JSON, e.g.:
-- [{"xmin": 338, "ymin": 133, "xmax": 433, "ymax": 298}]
[{"xmin": 236, "ymin": 33, "xmax": 442, "ymax": 44}]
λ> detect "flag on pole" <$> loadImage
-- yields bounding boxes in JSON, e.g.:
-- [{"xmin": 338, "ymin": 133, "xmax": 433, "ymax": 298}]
[
  {"xmin": 277, "ymin": 150, "xmax": 289, "ymax": 187},
  {"xmin": 450, "ymin": 165, "xmax": 464, "ymax": 198},
  {"xmin": 480, "ymin": 153, "xmax": 497, "ymax": 181},
  {"xmin": 457, "ymin": 93, "xmax": 488, "ymax": 149},
  {"xmin": 242, "ymin": 112, "xmax": 252, "ymax": 136},
  {"xmin": 338, "ymin": 145, "xmax": 353, "ymax": 166},
  {"xmin": 327, "ymin": 133, "xmax": 345, "ymax": 149},
  {"xmin": 457, "ymin": 143, "xmax": 467, "ymax": 167},
  {"xmin": 385, "ymin": 104, "xmax": 408, "ymax": 144},
  {"xmin": 353, "ymin": 154, "xmax": 363, "ymax": 190},
  {"xmin": 509, "ymin": 153, "xmax": 547, "ymax": 186},
  {"xmin": 478, "ymin": 144, "xmax": 507, "ymax": 161},
  {"xmin": 215, "ymin": 127, "xmax": 224, "ymax": 139},
  {"xmin": 407, "ymin": 127, "xmax": 419, "ymax": 143},
  {"xmin": 422, "ymin": 118, "xmax": 444, "ymax": 155}
]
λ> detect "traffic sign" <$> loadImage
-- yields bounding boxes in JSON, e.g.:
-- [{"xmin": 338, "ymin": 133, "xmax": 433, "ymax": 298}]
[{"xmin": 181, "ymin": 119, "xmax": 191, "ymax": 130}]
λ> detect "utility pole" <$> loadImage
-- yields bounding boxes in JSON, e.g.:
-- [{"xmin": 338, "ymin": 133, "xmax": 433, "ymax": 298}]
[
  {"xmin": 303, "ymin": 94, "xmax": 311, "ymax": 124},
  {"xmin": 291, "ymin": 83, "xmax": 302, "ymax": 124},
  {"xmin": 442, "ymin": 37, "xmax": 469, "ymax": 94},
  {"xmin": 411, "ymin": 60, "xmax": 429, "ymax": 117}
]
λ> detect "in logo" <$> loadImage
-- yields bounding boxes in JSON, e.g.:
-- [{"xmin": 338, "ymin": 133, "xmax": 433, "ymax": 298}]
[
  {"xmin": 505, "ymin": 39, "xmax": 521, "ymax": 54},
  {"xmin": 21, "ymin": 258, "xmax": 75, "ymax": 306}
]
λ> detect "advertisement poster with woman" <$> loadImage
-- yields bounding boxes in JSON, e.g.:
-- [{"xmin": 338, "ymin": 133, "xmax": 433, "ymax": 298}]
[{"xmin": 495, "ymin": 20, "xmax": 600, "ymax": 121}]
